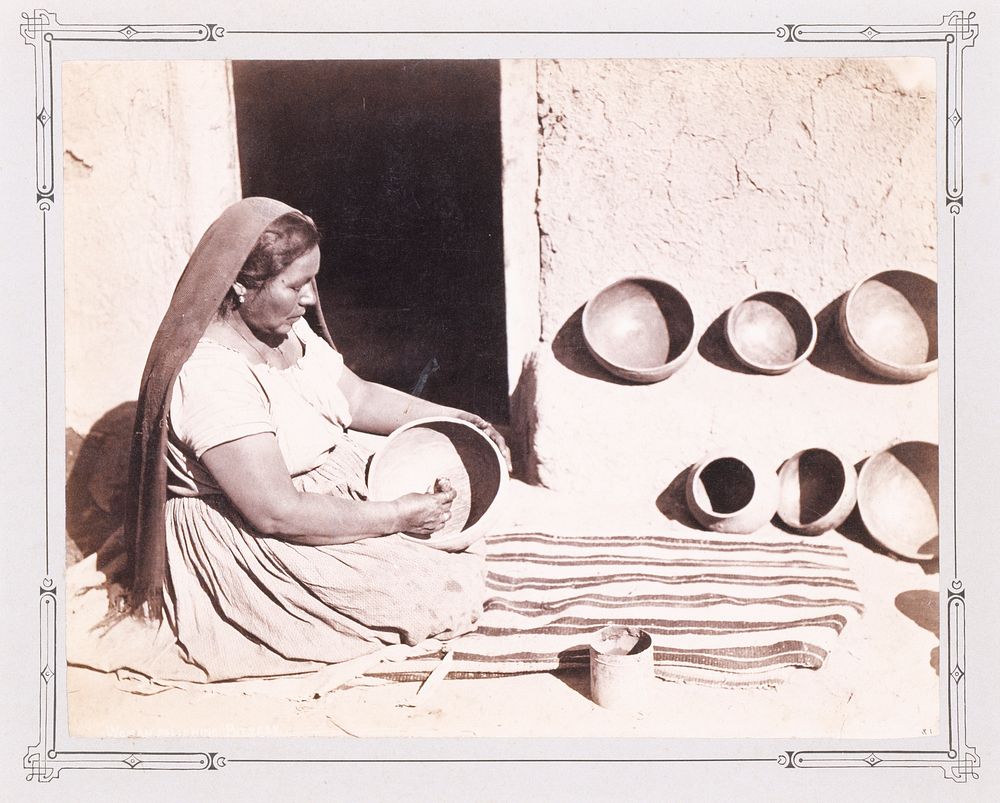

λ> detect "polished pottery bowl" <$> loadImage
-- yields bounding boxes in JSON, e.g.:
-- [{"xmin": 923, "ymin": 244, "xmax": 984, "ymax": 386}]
[
  {"xmin": 367, "ymin": 417, "xmax": 508, "ymax": 551},
  {"xmin": 857, "ymin": 441, "xmax": 939, "ymax": 561},
  {"xmin": 685, "ymin": 452, "xmax": 779, "ymax": 535},
  {"xmin": 582, "ymin": 276, "xmax": 696, "ymax": 383},
  {"xmin": 776, "ymin": 447, "xmax": 858, "ymax": 535},
  {"xmin": 839, "ymin": 270, "xmax": 938, "ymax": 381},
  {"xmin": 725, "ymin": 290, "xmax": 817, "ymax": 374}
]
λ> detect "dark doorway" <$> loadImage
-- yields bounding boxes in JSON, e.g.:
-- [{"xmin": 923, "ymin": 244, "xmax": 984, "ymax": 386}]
[{"xmin": 232, "ymin": 60, "xmax": 509, "ymax": 423}]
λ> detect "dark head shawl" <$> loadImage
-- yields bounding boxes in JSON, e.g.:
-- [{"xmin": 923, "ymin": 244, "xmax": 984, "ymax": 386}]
[{"xmin": 123, "ymin": 197, "xmax": 335, "ymax": 617}]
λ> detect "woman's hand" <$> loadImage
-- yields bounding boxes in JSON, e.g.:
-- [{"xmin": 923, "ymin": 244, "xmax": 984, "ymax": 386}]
[
  {"xmin": 394, "ymin": 477, "xmax": 457, "ymax": 537},
  {"xmin": 451, "ymin": 411, "xmax": 513, "ymax": 473},
  {"xmin": 201, "ymin": 433, "xmax": 406, "ymax": 545}
]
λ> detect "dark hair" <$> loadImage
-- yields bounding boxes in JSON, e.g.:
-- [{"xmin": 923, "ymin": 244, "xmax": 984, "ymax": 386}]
[{"xmin": 221, "ymin": 211, "xmax": 321, "ymax": 312}]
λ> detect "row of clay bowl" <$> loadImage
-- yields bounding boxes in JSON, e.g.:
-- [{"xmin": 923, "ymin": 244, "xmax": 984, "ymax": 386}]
[
  {"xmin": 684, "ymin": 441, "xmax": 939, "ymax": 562},
  {"xmin": 582, "ymin": 269, "xmax": 938, "ymax": 382}
]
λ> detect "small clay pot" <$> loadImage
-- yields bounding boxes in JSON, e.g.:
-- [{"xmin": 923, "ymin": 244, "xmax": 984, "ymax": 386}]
[
  {"xmin": 776, "ymin": 448, "xmax": 858, "ymax": 536},
  {"xmin": 857, "ymin": 441, "xmax": 939, "ymax": 561},
  {"xmin": 685, "ymin": 452, "xmax": 779, "ymax": 535},
  {"xmin": 725, "ymin": 290, "xmax": 817, "ymax": 375},
  {"xmin": 367, "ymin": 417, "xmax": 509, "ymax": 551},
  {"xmin": 839, "ymin": 269, "xmax": 938, "ymax": 381},
  {"xmin": 582, "ymin": 276, "xmax": 697, "ymax": 383},
  {"xmin": 589, "ymin": 625, "xmax": 654, "ymax": 711}
]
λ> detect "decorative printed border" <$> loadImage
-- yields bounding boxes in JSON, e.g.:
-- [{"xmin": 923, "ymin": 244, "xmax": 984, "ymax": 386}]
[
  {"xmin": 23, "ymin": 583, "xmax": 218, "ymax": 781},
  {"xmin": 19, "ymin": 6, "xmax": 978, "ymax": 784},
  {"xmin": 19, "ymin": 6, "xmax": 224, "ymax": 782},
  {"xmin": 780, "ymin": 581, "xmax": 978, "ymax": 781},
  {"xmin": 19, "ymin": 8, "xmax": 224, "ymax": 208},
  {"xmin": 777, "ymin": 10, "xmax": 979, "ymax": 213}
]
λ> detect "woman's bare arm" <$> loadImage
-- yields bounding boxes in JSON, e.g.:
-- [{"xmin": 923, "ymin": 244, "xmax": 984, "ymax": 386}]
[
  {"xmin": 200, "ymin": 433, "xmax": 455, "ymax": 545},
  {"xmin": 337, "ymin": 366, "xmax": 512, "ymax": 469}
]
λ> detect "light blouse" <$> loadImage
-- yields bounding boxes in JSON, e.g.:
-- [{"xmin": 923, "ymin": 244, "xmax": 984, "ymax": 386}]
[{"xmin": 166, "ymin": 318, "xmax": 353, "ymax": 497}]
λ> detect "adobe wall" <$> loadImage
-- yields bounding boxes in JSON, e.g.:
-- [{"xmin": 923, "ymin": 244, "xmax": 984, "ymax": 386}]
[
  {"xmin": 512, "ymin": 58, "xmax": 938, "ymax": 505},
  {"xmin": 63, "ymin": 61, "xmax": 242, "ymax": 434}
]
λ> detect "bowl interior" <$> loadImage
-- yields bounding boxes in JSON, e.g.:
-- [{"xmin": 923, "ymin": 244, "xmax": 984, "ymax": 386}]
[
  {"xmin": 847, "ymin": 271, "xmax": 938, "ymax": 367},
  {"xmin": 591, "ymin": 625, "xmax": 652, "ymax": 657},
  {"xmin": 368, "ymin": 420, "xmax": 503, "ymax": 539},
  {"xmin": 729, "ymin": 291, "xmax": 814, "ymax": 368},
  {"xmin": 858, "ymin": 441, "xmax": 939, "ymax": 560},
  {"xmin": 691, "ymin": 457, "xmax": 756, "ymax": 515},
  {"xmin": 778, "ymin": 448, "xmax": 847, "ymax": 526},
  {"xmin": 584, "ymin": 279, "xmax": 694, "ymax": 371}
]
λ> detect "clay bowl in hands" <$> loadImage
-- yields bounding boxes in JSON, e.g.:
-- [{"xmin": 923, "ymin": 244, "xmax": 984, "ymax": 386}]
[
  {"xmin": 776, "ymin": 448, "xmax": 858, "ymax": 536},
  {"xmin": 367, "ymin": 417, "xmax": 509, "ymax": 552},
  {"xmin": 725, "ymin": 291, "xmax": 817, "ymax": 374},
  {"xmin": 839, "ymin": 270, "xmax": 938, "ymax": 381},
  {"xmin": 685, "ymin": 452, "xmax": 779, "ymax": 535},
  {"xmin": 582, "ymin": 276, "xmax": 696, "ymax": 383},
  {"xmin": 857, "ymin": 441, "xmax": 939, "ymax": 561}
]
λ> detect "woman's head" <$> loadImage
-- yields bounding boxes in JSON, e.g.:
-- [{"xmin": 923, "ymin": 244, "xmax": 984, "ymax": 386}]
[
  {"xmin": 223, "ymin": 211, "xmax": 323, "ymax": 337},
  {"xmin": 222, "ymin": 211, "xmax": 320, "ymax": 309}
]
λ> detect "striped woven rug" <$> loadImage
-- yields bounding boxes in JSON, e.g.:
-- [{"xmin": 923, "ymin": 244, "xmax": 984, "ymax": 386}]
[{"xmin": 378, "ymin": 531, "xmax": 864, "ymax": 686}]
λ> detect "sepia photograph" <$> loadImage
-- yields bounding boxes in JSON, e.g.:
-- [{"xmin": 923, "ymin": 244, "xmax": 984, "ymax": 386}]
[
  {"xmin": 63, "ymin": 54, "xmax": 940, "ymax": 739},
  {"xmin": 4, "ymin": 1, "xmax": 998, "ymax": 799}
]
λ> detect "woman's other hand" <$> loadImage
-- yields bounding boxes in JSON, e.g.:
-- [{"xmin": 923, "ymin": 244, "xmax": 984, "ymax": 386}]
[
  {"xmin": 335, "ymin": 367, "xmax": 513, "ymax": 473},
  {"xmin": 451, "ymin": 411, "xmax": 513, "ymax": 473},
  {"xmin": 394, "ymin": 477, "xmax": 456, "ymax": 537}
]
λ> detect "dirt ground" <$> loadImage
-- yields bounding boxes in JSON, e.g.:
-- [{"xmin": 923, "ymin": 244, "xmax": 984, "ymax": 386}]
[{"xmin": 66, "ymin": 478, "xmax": 941, "ymax": 740}]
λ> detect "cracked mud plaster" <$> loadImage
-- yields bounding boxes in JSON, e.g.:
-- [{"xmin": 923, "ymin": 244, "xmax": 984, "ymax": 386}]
[
  {"xmin": 523, "ymin": 58, "xmax": 937, "ymax": 500},
  {"xmin": 65, "ymin": 149, "xmax": 94, "ymax": 177},
  {"xmin": 534, "ymin": 58, "xmax": 936, "ymax": 339}
]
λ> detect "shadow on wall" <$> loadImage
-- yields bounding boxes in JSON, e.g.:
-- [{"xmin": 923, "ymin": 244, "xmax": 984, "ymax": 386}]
[
  {"xmin": 551, "ymin": 305, "xmax": 631, "ymax": 385},
  {"xmin": 832, "ymin": 457, "xmax": 939, "ymax": 576},
  {"xmin": 896, "ymin": 588, "xmax": 940, "ymax": 676},
  {"xmin": 508, "ymin": 351, "xmax": 540, "ymax": 485},
  {"xmin": 808, "ymin": 293, "xmax": 907, "ymax": 384},
  {"xmin": 696, "ymin": 310, "xmax": 756, "ymax": 375},
  {"xmin": 654, "ymin": 465, "xmax": 701, "ymax": 529},
  {"xmin": 66, "ymin": 401, "xmax": 135, "ymax": 570},
  {"xmin": 895, "ymin": 589, "xmax": 939, "ymax": 637}
]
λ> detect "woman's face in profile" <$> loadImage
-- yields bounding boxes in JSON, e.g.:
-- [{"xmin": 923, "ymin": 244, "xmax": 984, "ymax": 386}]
[{"xmin": 241, "ymin": 246, "xmax": 321, "ymax": 337}]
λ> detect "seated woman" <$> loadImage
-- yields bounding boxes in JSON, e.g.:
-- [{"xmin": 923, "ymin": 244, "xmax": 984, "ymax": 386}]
[{"xmin": 124, "ymin": 197, "xmax": 510, "ymax": 680}]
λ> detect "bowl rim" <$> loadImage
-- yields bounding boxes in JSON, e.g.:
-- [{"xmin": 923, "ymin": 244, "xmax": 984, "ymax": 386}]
[
  {"xmin": 775, "ymin": 446, "xmax": 855, "ymax": 527},
  {"xmin": 841, "ymin": 269, "xmax": 939, "ymax": 374},
  {"xmin": 581, "ymin": 274, "xmax": 698, "ymax": 376},
  {"xmin": 724, "ymin": 289, "xmax": 818, "ymax": 374},
  {"xmin": 366, "ymin": 415, "xmax": 510, "ymax": 545},
  {"xmin": 686, "ymin": 452, "xmax": 763, "ymax": 520},
  {"xmin": 856, "ymin": 439, "xmax": 939, "ymax": 561}
]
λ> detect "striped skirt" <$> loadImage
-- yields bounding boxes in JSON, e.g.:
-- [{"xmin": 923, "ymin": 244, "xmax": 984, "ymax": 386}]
[{"xmin": 163, "ymin": 435, "xmax": 487, "ymax": 680}]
